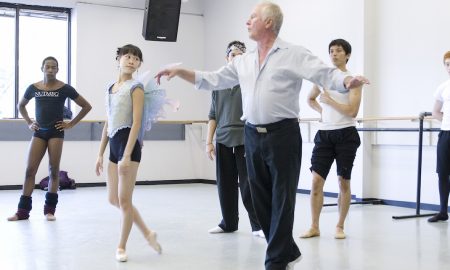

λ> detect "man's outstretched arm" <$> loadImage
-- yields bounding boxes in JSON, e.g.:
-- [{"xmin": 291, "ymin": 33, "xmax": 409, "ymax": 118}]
[{"xmin": 155, "ymin": 68, "xmax": 195, "ymax": 85}]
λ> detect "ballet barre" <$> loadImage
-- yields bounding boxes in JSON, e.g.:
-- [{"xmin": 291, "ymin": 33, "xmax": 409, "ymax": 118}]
[{"xmin": 361, "ymin": 113, "xmax": 438, "ymax": 219}]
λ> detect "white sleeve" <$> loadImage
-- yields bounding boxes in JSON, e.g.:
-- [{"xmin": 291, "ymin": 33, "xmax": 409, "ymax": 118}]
[
  {"xmin": 294, "ymin": 46, "xmax": 347, "ymax": 93},
  {"xmin": 194, "ymin": 61, "xmax": 239, "ymax": 91},
  {"xmin": 434, "ymin": 83, "xmax": 445, "ymax": 102}
]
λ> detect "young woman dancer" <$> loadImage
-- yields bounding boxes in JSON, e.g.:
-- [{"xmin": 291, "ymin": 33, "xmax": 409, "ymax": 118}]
[
  {"xmin": 95, "ymin": 44, "xmax": 162, "ymax": 262},
  {"xmin": 8, "ymin": 56, "xmax": 91, "ymax": 221}
]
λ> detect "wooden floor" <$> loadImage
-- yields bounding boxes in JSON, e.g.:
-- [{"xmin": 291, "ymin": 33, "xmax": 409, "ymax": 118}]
[{"xmin": 0, "ymin": 183, "xmax": 448, "ymax": 270}]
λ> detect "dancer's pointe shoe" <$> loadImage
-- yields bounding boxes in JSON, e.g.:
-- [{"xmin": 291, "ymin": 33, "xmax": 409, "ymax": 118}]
[
  {"xmin": 115, "ymin": 248, "xmax": 128, "ymax": 262},
  {"xmin": 334, "ymin": 226, "xmax": 346, "ymax": 239},
  {"xmin": 299, "ymin": 228, "xmax": 320, "ymax": 238},
  {"xmin": 334, "ymin": 231, "xmax": 346, "ymax": 239},
  {"xmin": 146, "ymin": 231, "xmax": 162, "ymax": 254},
  {"xmin": 45, "ymin": 214, "xmax": 56, "ymax": 221}
]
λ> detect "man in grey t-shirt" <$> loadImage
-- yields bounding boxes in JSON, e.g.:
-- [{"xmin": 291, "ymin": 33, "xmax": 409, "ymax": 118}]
[{"xmin": 205, "ymin": 41, "xmax": 263, "ymax": 238}]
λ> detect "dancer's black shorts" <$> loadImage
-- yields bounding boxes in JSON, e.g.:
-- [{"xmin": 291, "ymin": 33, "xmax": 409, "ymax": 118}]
[
  {"xmin": 310, "ymin": 126, "xmax": 360, "ymax": 180},
  {"xmin": 109, "ymin": 128, "xmax": 141, "ymax": 164},
  {"xmin": 34, "ymin": 127, "xmax": 64, "ymax": 141}
]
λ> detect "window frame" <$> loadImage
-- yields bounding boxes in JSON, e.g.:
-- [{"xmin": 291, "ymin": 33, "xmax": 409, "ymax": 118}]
[{"xmin": 0, "ymin": 2, "xmax": 71, "ymax": 118}]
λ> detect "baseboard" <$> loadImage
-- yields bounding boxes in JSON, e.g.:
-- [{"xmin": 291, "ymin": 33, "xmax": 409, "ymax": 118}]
[
  {"xmin": 0, "ymin": 179, "xmax": 217, "ymax": 190},
  {"xmin": 135, "ymin": 179, "xmax": 217, "ymax": 186},
  {"xmin": 75, "ymin": 179, "xmax": 216, "ymax": 187},
  {"xmin": 0, "ymin": 185, "xmax": 23, "ymax": 190},
  {"xmin": 297, "ymin": 189, "xmax": 359, "ymax": 200},
  {"xmin": 296, "ymin": 188, "xmax": 443, "ymax": 211},
  {"xmin": 381, "ymin": 198, "xmax": 446, "ymax": 212}
]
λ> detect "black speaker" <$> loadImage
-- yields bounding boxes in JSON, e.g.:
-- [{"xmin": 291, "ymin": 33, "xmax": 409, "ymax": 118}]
[{"xmin": 142, "ymin": 0, "xmax": 182, "ymax": 42}]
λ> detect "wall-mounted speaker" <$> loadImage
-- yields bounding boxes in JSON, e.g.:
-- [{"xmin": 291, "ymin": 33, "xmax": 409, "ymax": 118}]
[{"xmin": 142, "ymin": 0, "xmax": 182, "ymax": 42}]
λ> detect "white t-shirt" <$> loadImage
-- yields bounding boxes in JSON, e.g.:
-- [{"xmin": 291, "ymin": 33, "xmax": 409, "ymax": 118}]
[
  {"xmin": 319, "ymin": 70, "xmax": 356, "ymax": 130},
  {"xmin": 433, "ymin": 79, "xmax": 450, "ymax": 131}
]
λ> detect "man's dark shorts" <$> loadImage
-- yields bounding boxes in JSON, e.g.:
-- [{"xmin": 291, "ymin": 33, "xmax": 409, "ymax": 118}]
[{"xmin": 310, "ymin": 126, "xmax": 360, "ymax": 180}]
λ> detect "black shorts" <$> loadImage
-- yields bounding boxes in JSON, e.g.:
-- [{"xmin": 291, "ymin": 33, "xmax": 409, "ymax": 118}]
[
  {"xmin": 109, "ymin": 128, "xmax": 142, "ymax": 164},
  {"xmin": 436, "ymin": 131, "xmax": 450, "ymax": 175},
  {"xmin": 33, "ymin": 127, "xmax": 64, "ymax": 141},
  {"xmin": 310, "ymin": 126, "xmax": 360, "ymax": 180}
]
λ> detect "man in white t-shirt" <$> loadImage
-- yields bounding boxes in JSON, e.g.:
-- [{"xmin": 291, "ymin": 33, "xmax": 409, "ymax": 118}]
[
  {"xmin": 429, "ymin": 51, "xmax": 450, "ymax": 222},
  {"xmin": 300, "ymin": 39, "xmax": 362, "ymax": 239}
]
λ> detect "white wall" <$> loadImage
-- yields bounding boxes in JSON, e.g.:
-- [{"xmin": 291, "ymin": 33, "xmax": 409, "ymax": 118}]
[
  {"xmin": 74, "ymin": 2, "xmax": 209, "ymax": 121},
  {"xmin": 361, "ymin": 0, "xmax": 450, "ymax": 205},
  {"xmin": 365, "ymin": 0, "xmax": 450, "ymax": 117}
]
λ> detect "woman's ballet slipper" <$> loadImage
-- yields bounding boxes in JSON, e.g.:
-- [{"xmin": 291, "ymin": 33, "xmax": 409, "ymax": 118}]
[
  {"xmin": 335, "ymin": 226, "xmax": 346, "ymax": 239},
  {"xmin": 145, "ymin": 231, "xmax": 162, "ymax": 254},
  {"xmin": 115, "ymin": 248, "xmax": 128, "ymax": 262},
  {"xmin": 299, "ymin": 228, "xmax": 320, "ymax": 238},
  {"xmin": 334, "ymin": 231, "xmax": 346, "ymax": 239}
]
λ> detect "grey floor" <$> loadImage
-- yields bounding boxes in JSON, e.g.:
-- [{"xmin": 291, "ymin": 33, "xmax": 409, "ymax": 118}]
[{"xmin": 0, "ymin": 183, "xmax": 449, "ymax": 270}]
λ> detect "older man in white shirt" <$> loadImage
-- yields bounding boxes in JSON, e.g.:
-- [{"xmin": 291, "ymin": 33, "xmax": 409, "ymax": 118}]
[{"xmin": 156, "ymin": 2, "xmax": 369, "ymax": 269}]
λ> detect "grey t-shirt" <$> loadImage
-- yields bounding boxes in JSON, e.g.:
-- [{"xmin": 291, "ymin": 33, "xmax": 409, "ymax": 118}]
[{"xmin": 208, "ymin": 85, "xmax": 244, "ymax": 147}]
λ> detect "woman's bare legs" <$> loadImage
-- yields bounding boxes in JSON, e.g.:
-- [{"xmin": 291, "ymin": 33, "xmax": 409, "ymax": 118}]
[
  {"xmin": 107, "ymin": 160, "xmax": 161, "ymax": 261},
  {"xmin": 7, "ymin": 137, "xmax": 47, "ymax": 221}
]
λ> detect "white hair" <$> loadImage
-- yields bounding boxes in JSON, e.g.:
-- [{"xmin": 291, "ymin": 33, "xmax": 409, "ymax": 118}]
[{"xmin": 259, "ymin": 1, "xmax": 283, "ymax": 35}]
